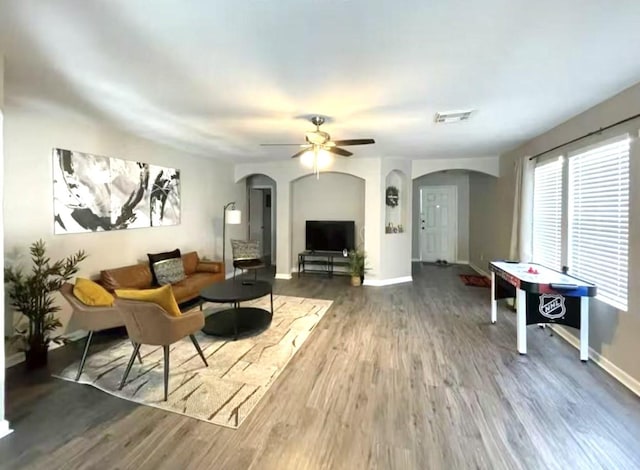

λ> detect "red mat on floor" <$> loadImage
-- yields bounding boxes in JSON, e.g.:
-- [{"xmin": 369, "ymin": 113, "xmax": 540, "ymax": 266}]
[{"xmin": 459, "ymin": 274, "xmax": 491, "ymax": 288}]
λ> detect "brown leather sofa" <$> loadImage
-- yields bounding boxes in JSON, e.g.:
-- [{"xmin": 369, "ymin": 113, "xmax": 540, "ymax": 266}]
[{"xmin": 100, "ymin": 252, "xmax": 224, "ymax": 305}]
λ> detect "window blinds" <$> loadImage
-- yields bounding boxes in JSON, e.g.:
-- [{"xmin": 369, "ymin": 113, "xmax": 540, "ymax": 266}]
[
  {"xmin": 532, "ymin": 160, "xmax": 563, "ymax": 270},
  {"xmin": 568, "ymin": 138, "xmax": 630, "ymax": 310}
]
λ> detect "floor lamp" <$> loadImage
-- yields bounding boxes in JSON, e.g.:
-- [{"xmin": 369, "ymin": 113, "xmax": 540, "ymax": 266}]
[{"xmin": 222, "ymin": 202, "xmax": 242, "ymax": 267}]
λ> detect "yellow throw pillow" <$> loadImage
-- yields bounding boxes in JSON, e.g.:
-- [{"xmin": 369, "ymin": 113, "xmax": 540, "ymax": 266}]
[
  {"xmin": 73, "ymin": 278, "xmax": 115, "ymax": 307},
  {"xmin": 115, "ymin": 285, "xmax": 182, "ymax": 317}
]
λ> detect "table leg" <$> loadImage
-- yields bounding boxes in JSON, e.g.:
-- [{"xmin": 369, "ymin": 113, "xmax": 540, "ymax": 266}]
[
  {"xmin": 233, "ymin": 301, "xmax": 238, "ymax": 340},
  {"xmin": 270, "ymin": 290, "xmax": 274, "ymax": 315},
  {"xmin": 516, "ymin": 288, "xmax": 527, "ymax": 355},
  {"xmin": 580, "ymin": 297, "xmax": 589, "ymax": 362},
  {"xmin": 490, "ymin": 272, "xmax": 497, "ymax": 324}
]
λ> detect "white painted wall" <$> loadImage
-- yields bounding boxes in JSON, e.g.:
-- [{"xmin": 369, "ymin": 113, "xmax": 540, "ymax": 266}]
[
  {"xmin": 468, "ymin": 172, "xmax": 498, "ymax": 270},
  {"xmin": 380, "ymin": 159, "xmax": 412, "ymax": 283},
  {"xmin": 412, "ymin": 157, "xmax": 500, "ymax": 179},
  {"xmin": 3, "ymin": 103, "xmax": 246, "ymax": 336},
  {"xmin": 291, "ymin": 172, "xmax": 365, "ymax": 270},
  {"xmin": 412, "ymin": 171, "xmax": 470, "ymax": 262},
  {"xmin": 237, "ymin": 156, "xmax": 496, "ymax": 283},
  {"xmin": 0, "ymin": 54, "xmax": 12, "ymax": 438},
  {"xmin": 471, "ymin": 81, "xmax": 640, "ymax": 386},
  {"xmin": 236, "ymin": 158, "xmax": 383, "ymax": 281}
]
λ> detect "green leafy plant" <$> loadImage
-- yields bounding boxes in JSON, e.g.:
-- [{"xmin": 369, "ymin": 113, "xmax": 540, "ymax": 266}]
[
  {"xmin": 4, "ymin": 240, "xmax": 87, "ymax": 366},
  {"xmin": 347, "ymin": 248, "xmax": 369, "ymax": 277}
]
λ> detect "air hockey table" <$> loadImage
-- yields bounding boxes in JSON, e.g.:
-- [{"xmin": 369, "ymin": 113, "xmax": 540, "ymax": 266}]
[{"xmin": 489, "ymin": 261, "xmax": 597, "ymax": 361}]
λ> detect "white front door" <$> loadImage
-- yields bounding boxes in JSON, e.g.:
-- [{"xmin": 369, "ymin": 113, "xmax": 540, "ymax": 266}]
[{"xmin": 419, "ymin": 185, "xmax": 457, "ymax": 262}]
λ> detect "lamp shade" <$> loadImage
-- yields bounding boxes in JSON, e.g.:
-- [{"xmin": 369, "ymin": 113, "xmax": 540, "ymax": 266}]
[{"xmin": 226, "ymin": 209, "xmax": 242, "ymax": 225}]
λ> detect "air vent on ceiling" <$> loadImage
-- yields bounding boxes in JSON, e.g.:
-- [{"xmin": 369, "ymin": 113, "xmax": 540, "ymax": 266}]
[{"xmin": 434, "ymin": 110, "xmax": 474, "ymax": 124}]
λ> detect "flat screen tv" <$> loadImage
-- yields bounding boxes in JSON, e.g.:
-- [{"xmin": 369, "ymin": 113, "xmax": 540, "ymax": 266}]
[{"xmin": 306, "ymin": 220, "xmax": 355, "ymax": 252}]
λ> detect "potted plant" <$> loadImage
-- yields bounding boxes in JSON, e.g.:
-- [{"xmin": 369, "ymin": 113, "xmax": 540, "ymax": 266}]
[
  {"xmin": 347, "ymin": 249, "xmax": 368, "ymax": 287},
  {"xmin": 4, "ymin": 240, "xmax": 87, "ymax": 369}
]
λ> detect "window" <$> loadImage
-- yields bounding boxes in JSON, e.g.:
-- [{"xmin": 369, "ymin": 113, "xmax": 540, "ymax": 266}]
[
  {"xmin": 568, "ymin": 138, "xmax": 630, "ymax": 310},
  {"xmin": 532, "ymin": 136, "xmax": 630, "ymax": 311},
  {"xmin": 532, "ymin": 159, "xmax": 563, "ymax": 270}
]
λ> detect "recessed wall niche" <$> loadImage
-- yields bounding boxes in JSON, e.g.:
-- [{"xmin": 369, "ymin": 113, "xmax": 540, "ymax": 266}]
[{"xmin": 384, "ymin": 170, "xmax": 407, "ymax": 234}]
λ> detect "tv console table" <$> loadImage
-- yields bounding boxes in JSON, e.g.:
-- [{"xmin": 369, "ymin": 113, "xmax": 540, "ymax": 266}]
[{"xmin": 297, "ymin": 251, "xmax": 350, "ymax": 278}]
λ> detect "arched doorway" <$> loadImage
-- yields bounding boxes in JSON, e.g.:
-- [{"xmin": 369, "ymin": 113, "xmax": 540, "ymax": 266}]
[
  {"xmin": 412, "ymin": 169, "xmax": 498, "ymax": 265},
  {"xmin": 245, "ymin": 174, "xmax": 277, "ymax": 266},
  {"xmin": 290, "ymin": 171, "xmax": 366, "ymax": 275}
]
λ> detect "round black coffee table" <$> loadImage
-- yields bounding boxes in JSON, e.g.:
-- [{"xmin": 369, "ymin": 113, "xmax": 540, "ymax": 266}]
[{"xmin": 200, "ymin": 279, "xmax": 273, "ymax": 339}]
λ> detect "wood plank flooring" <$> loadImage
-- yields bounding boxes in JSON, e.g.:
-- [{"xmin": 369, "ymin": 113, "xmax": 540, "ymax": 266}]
[{"xmin": 2, "ymin": 264, "xmax": 640, "ymax": 469}]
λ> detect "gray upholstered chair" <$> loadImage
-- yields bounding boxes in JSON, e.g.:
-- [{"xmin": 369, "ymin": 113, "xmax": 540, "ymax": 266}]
[
  {"xmin": 117, "ymin": 299, "xmax": 208, "ymax": 401},
  {"xmin": 59, "ymin": 282, "xmax": 141, "ymax": 381},
  {"xmin": 231, "ymin": 239, "xmax": 265, "ymax": 280}
]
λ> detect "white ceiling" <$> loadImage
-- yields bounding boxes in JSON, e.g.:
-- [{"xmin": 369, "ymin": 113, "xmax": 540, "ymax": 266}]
[{"xmin": 2, "ymin": 1, "xmax": 640, "ymax": 162}]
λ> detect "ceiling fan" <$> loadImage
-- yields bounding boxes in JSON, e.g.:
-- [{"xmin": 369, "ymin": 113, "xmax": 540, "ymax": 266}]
[{"xmin": 260, "ymin": 116, "xmax": 375, "ymax": 160}]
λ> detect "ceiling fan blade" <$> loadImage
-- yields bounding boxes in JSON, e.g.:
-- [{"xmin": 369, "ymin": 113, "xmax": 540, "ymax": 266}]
[
  {"xmin": 260, "ymin": 143, "xmax": 307, "ymax": 146},
  {"xmin": 290, "ymin": 148, "xmax": 311, "ymax": 159},
  {"xmin": 326, "ymin": 146, "xmax": 353, "ymax": 157},
  {"xmin": 331, "ymin": 139, "xmax": 375, "ymax": 146}
]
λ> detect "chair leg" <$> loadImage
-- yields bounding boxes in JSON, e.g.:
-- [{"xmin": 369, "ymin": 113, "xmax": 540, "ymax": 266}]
[
  {"xmin": 163, "ymin": 345, "xmax": 170, "ymax": 401},
  {"xmin": 189, "ymin": 334, "xmax": 208, "ymax": 367},
  {"xmin": 131, "ymin": 339, "xmax": 143, "ymax": 364},
  {"xmin": 119, "ymin": 342, "xmax": 141, "ymax": 390},
  {"xmin": 75, "ymin": 330, "xmax": 94, "ymax": 381}
]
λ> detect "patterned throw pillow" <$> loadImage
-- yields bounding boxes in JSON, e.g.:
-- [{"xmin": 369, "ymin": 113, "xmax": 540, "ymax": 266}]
[
  {"xmin": 147, "ymin": 248, "xmax": 181, "ymax": 285},
  {"xmin": 231, "ymin": 239, "xmax": 261, "ymax": 260},
  {"xmin": 153, "ymin": 258, "xmax": 186, "ymax": 285}
]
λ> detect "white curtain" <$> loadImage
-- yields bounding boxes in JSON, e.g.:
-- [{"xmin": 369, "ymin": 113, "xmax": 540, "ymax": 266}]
[{"xmin": 509, "ymin": 155, "xmax": 535, "ymax": 261}]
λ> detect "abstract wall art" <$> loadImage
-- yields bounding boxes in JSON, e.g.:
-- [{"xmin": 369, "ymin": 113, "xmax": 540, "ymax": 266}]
[{"xmin": 53, "ymin": 148, "xmax": 181, "ymax": 234}]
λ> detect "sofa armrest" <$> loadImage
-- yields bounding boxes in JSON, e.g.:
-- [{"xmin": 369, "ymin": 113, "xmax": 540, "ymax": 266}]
[{"xmin": 196, "ymin": 261, "xmax": 223, "ymax": 274}]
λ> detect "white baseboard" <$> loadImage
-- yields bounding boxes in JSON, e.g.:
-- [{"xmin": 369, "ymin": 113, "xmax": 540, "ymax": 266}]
[
  {"xmin": 469, "ymin": 262, "xmax": 490, "ymax": 277},
  {"xmin": 412, "ymin": 258, "xmax": 470, "ymax": 265},
  {"xmin": 225, "ymin": 271, "xmax": 235, "ymax": 280},
  {"xmin": 551, "ymin": 325, "xmax": 640, "ymax": 397},
  {"xmin": 275, "ymin": 273, "xmax": 292, "ymax": 280},
  {"xmin": 363, "ymin": 276, "xmax": 413, "ymax": 287},
  {"xmin": 5, "ymin": 332, "xmax": 80, "ymax": 369},
  {"xmin": 7, "ymin": 328, "xmax": 88, "ymax": 369},
  {"xmin": 0, "ymin": 420, "xmax": 12, "ymax": 439}
]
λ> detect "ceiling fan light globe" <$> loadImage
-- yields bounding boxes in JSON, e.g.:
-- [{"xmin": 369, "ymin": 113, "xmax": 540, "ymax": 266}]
[
  {"xmin": 300, "ymin": 151, "xmax": 315, "ymax": 168},
  {"xmin": 316, "ymin": 150, "xmax": 333, "ymax": 169}
]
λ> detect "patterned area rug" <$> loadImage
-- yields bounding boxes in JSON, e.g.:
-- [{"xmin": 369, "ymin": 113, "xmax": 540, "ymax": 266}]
[
  {"xmin": 55, "ymin": 295, "xmax": 332, "ymax": 429},
  {"xmin": 459, "ymin": 274, "xmax": 492, "ymax": 288}
]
